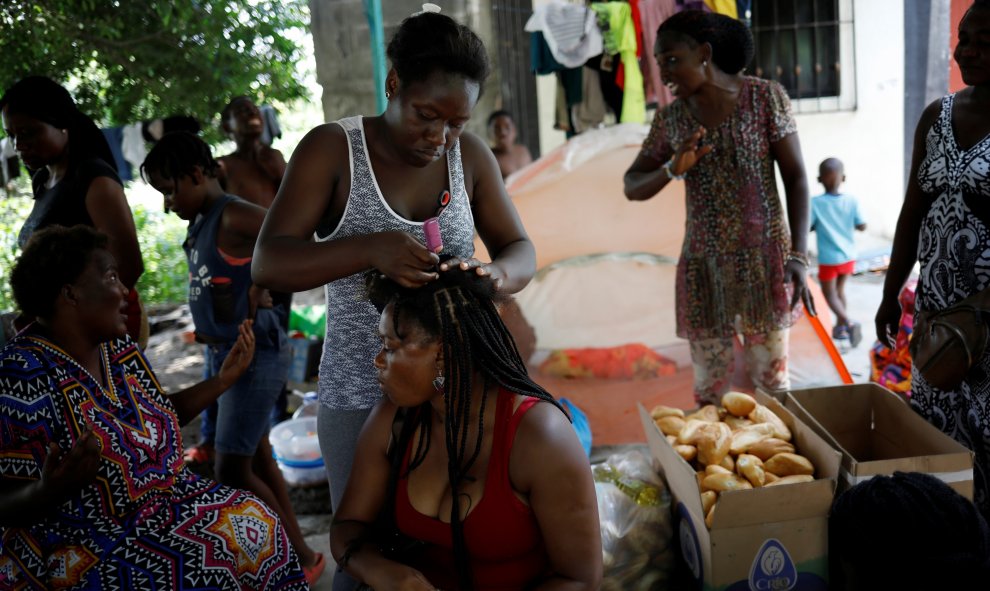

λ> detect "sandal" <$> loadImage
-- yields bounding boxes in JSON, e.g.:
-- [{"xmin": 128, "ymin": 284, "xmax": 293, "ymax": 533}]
[
  {"xmin": 303, "ymin": 552, "xmax": 326, "ymax": 587},
  {"xmin": 182, "ymin": 443, "xmax": 213, "ymax": 465}
]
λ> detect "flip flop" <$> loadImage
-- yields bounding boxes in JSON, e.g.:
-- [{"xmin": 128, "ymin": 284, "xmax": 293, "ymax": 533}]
[
  {"xmin": 182, "ymin": 444, "xmax": 213, "ymax": 465},
  {"xmin": 303, "ymin": 552, "xmax": 326, "ymax": 587}
]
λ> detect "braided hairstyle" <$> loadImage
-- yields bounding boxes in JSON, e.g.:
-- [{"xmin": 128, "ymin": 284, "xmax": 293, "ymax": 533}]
[
  {"xmin": 140, "ymin": 131, "xmax": 220, "ymax": 185},
  {"xmin": 367, "ymin": 262, "xmax": 563, "ymax": 590},
  {"xmin": 0, "ymin": 76, "xmax": 115, "ymax": 174},
  {"xmin": 386, "ymin": 11, "xmax": 491, "ymax": 90},
  {"xmin": 829, "ymin": 471, "xmax": 990, "ymax": 590},
  {"xmin": 657, "ymin": 10, "xmax": 754, "ymax": 75}
]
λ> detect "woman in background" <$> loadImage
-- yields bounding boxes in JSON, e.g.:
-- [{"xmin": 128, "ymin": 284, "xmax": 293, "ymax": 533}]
[{"xmin": 0, "ymin": 76, "xmax": 145, "ymax": 344}]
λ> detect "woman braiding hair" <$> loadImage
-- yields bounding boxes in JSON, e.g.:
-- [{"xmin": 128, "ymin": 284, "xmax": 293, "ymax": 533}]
[{"xmin": 329, "ymin": 264, "xmax": 602, "ymax": 591}]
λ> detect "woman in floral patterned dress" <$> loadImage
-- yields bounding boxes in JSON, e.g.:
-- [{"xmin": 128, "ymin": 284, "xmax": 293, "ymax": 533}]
[
  {"xmin": 624, "ymin": 10, "xmax": 812, "ymax": 404},
  {"xmin": 877, "ymin": 1, "xmax": 990, "ymax": 520},
  {"xmin": 0, "ymin": 225, "xmax": 306, "ymax": 590}
]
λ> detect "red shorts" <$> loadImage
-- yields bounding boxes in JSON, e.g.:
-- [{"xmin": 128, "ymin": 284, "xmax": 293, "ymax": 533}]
[{"xmin": 818, "ymin": 261, "xmax": 855, "ymax": 282}]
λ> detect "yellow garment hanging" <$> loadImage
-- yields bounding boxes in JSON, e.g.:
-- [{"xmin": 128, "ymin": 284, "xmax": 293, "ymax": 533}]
[
  {"xmin": 591, "ymin": 2, "xmax": 646, "ymax": 123},
  {"xmin": 704, "ymin": 0, "xmax": 738, "ymax": 18}
]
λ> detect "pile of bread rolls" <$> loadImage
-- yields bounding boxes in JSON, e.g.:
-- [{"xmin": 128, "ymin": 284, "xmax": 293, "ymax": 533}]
[{"xmin": 651, "ymin": 392, "xmax": 816, "ymax": 528}]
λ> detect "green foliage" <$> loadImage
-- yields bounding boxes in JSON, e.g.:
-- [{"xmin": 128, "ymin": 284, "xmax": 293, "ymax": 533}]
[
  {"xmin": 0, "ymin": 1, "xmax": 309, "ymax": 135},
  {"xmin": 132, "ymin": 203, "xmax": 188, "ymax": 307},
  {"xmin": 0, "ymin": 193, "xmax": 33, "ymax": 312}
]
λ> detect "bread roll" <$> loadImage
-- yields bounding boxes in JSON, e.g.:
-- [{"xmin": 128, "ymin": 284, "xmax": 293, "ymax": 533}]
[
  {"xmin": 696, "ymin": 422, "xmax": 732, "ymax": 466},
  {"xmin": 764, "ymin": 474, "xmax": 814, "ymax": 487},
  {"xmin": 764, "ymin": 453, "xmax": 815, "ymax": 477},
  {"xmin": 656, "ymin": 415, "xmax": 686, "ymax": 437},
  {"xmin": 764, "ymin": 472, "xmax": 780, "ymax": 484},
  {"xmin": 705, "ymin": 501, "xmax": 717, "ymax": 528},
  {"xmin": 746, "ymin": 438, "xmax": 796, "ymax": 461},
  {"xmin": 718, "ymin": 453, "xmax": 735, "ymax": 472},
  {"xmin": 651, "ymin": 405, "xmax": 685, "ymax": 420},
  {"xmin": 677, "ymin": 419, "xmax": 708, "ymax": 444},
  {"xmin": 702, "ymin": 472, "xmax": 753, "ymax": 492},
  {"xmin": 722, "ymin": 391, "xmax": 757, "ymax": 417},
  {"xmin": 700, "ymin": 490, "xmax": 717, "ymax": 516},
  {"xmin": 748, "ymin": 404, "xmax": 792, "ymax": 441},
  {"xmin": 736, "ymin": 453, "xmax": 766, "ymax": 487},
  {"xmin": 728, "ymin": 423, "xmax": 776, "ymax": 455},
  {"xmin": 686, "ymin": 404, "xmax": 721, "ymax": 423},
  {"xmin": 696, "ymin": 470, "xmax": 707, "ymax": 490},
  {"xmin": 665, "ymin": 435, "xmax": 678, "ymax": 446},
  {"xmin": 705, "ymin": 464, "xmax": 733, "ymax": 476},
  {"xmin": 675, "ymin": 445, "xmax": 697, "ymax": 462},
  {"xmin": 723, "ymin": 416, "xmax": 754, "ymax": 431}
]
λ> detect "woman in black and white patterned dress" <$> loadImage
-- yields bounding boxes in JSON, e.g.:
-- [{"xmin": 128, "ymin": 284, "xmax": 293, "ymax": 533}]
[{"xmin": 877, "ymin": 0, "xmax": 990, "ymax": 519}]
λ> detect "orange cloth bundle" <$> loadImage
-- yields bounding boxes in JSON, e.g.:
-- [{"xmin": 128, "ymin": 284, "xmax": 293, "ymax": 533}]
[{"xmin": 539, "ymin": 343, "xmax": 677, "ymax": 379}]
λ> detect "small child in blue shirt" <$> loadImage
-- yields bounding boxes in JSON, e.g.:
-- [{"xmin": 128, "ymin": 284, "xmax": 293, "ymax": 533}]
[{"xmin": 810, "ymin": 158, "xmax": 867, "ymax": 346}]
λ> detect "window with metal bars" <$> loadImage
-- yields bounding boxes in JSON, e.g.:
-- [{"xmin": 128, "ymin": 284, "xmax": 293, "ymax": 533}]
[{"xmin": 750, "ymin": 0, "xmax": 845, "ymax": 102}]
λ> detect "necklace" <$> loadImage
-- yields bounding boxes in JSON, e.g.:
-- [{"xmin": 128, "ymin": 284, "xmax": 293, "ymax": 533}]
[{"xmin": 28, "ymin": 336, "xmax": 117, "ymax": 403}]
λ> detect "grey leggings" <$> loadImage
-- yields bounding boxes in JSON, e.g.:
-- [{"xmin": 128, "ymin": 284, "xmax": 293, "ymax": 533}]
[{"xmin": 317, "ymin": 405, "xmax": 373, "ymax": 591}]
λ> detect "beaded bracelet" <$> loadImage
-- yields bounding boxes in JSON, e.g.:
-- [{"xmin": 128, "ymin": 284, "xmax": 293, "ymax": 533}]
[
  {"xmin": 786, "ymin": 250, "xmax": 810, "ymax": 268},
  {"xmin": 662, "ymin": 157, "xmax": 687, "ymax": 181}
]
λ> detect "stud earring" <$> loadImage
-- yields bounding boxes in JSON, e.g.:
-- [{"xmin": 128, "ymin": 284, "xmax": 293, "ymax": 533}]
[
  {"xmin": 385, "ymin": 90, "xmax": 391, "ymax": 100},
  {"xmin": 703, "ymin": 60, "xmax": 708, "ymax": 67}
]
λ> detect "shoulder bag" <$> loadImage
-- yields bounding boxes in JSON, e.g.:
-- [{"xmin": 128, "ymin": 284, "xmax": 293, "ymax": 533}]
[{"xmin": 910, "ymin": 287, "xmax": 990, "ymax": 391}]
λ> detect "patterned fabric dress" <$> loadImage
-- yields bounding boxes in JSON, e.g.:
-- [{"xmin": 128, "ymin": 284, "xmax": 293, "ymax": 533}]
[
  {"xmin": 640, "ymin": 76, "xmax": 797, "ymax": 341},
  {"xmin": 911, "ymin": 93, "xmax": 990, "ymax": 519},
  {"xmin": 0, "ymin": 333, "xmax": 306, "ymax": 590}
]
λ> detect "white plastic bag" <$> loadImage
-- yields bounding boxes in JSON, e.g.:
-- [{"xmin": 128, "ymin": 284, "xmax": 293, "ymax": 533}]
[{"xmin": 593, "ymin": 449, "xmax": 676, "ymax": 591}]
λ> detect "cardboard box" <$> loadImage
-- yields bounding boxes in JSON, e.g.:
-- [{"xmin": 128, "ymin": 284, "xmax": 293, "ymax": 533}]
[
  {"xmin": 288, "ymin": 338, "xmax": 322, "ymax": 384},
  {"xmin": 783, "ymin": 384, "xmax": 974, "ymax": 499},
  {"xmin": 639, "ymin": 392, "xmax": 841, "ymax": 591}
]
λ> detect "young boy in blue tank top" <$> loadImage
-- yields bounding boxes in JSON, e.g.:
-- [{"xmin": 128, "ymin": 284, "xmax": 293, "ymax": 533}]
[
  {"xmin": 141, "ymin": 132, "xmax": 326, "ymax": 585},
  {"xmin": 810, "ymin": 157, "xmax": 867, "ymax": 347}
]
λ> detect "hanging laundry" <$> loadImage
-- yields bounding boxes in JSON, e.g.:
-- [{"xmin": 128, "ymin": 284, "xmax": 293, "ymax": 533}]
[
  {"xmin": 591, "ymin": 2, "xmax": 646, "ymax": 123},
  {"xmin": 1, "ymin": 137, "xmax": 20, "ymax": 185},
  {"xmin": 121, "ymin": 123, "xmax": 146, "ymax": 174},
  {"xmin": 639, "ymin": 0, "xmax": 677, "ymax": 107},
  {"xmin": 571, "ymin": 67, "xmax": 607, "ymax": 134},
  {"xmin": 704, "ymin": 0, "xmax": 738, "ymax": 18},
  {"xmin": 676, "ymin": 0, "xmax": 710, "ymax": 11},
  {"xmin": 100, "ymin": 126, "xmax": 132, "ymax": 181},
  {"xmin": 531, "ymin": 31, "xmax": 566, "ymax": 75},
  {"xmin": 260, "ymin": 105, "xmax": 282, "ymax": 146},
  {"xmin": 525, "ymin": 1, "xmax": 604, "ymax": 69},
  {"xmin": 585, "ymin": 53, "xmax": 625, "ymax": 121}
]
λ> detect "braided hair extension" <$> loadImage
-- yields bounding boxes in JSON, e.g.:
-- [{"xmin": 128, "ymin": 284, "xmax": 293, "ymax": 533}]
[
  {"xmin": 140, "ymin": 131, "xmax": 220, "ymax": 186},
  {"xmin": 657, "ymin": 10, "xmax": 754, "ymax": 75},
  {"xmin": 829, "ymin": 471, "xmax": 990, "ymax": 589},
  {"xmin": 368, "ymin": 264, "xmax": 564, "ymax": 590}
]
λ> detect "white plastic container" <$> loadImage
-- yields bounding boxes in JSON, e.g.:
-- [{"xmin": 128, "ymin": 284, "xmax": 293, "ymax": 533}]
[{"xmin": 269, "ymin": 416, "xmax": 326, "ymax": 486}]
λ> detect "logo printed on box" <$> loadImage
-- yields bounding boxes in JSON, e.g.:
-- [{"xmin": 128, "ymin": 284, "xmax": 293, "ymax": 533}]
[
  {"xmin": 677, "ymin": 503, "xmax": 702, "ymax": 581},
  {"xmin": 748, "ymin": 538, "xmax": 797, "ymax": 591}
]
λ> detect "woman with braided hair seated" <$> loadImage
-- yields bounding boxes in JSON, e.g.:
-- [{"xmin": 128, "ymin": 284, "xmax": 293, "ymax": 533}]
[{"xmin": 329, "ymin": 264, "xmax": 602, "ymax": 591}]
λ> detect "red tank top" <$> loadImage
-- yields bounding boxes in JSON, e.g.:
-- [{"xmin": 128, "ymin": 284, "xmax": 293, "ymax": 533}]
[{"xmin": 395, "ymin": 390, "xmax": 549, "ymax": 590}]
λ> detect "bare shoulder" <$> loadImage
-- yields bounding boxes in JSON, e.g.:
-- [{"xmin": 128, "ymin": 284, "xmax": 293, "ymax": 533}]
[
  {"xmin": 296, "ymin": 122, "xmax": 348, "ymax": 156},
  {"xmin": 514, "ymin": 400, "xmax": 580, "ymax": 455},
  {"xmin": 457, "ymin": 131, "xmax": 493, "ymax": 163}
]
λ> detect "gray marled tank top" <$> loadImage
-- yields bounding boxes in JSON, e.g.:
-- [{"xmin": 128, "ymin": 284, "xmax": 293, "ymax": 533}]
[{"xmin": 315, "ymin": 116, "xmax": 476, "ymax": 409}]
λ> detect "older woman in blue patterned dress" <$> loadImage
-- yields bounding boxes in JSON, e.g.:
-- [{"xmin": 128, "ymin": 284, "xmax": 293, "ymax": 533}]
[
  {"xmin": 878, "ymin": 1, "xmax": 990, "ymax": 520},
  {"xmin": 0, "ymin": 225, "xmax": 306, "ymax": 590}
]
